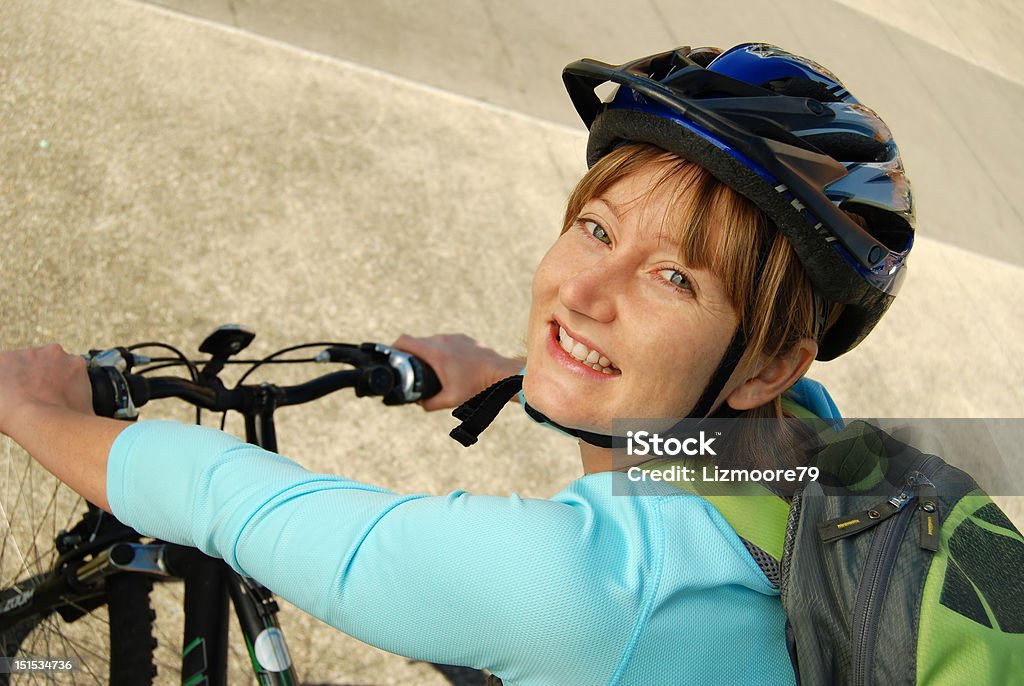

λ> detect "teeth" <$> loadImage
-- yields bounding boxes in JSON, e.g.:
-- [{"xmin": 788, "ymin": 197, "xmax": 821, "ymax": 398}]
[
  {"xmin": 557, "ymin": 326, "xmax": 619, "ymax": 373},
  {"xmin": 559, "ymin": 332, "xmax": 574, "ymax": 354}
]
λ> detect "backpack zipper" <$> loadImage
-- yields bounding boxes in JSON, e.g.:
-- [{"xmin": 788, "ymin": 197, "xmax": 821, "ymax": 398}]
[
  {"xmin": 847, "ymin": 456, "xmax": 941, "ymax": 686},
  {"xmin": 850, "ymin": 489, "xmax": 915, "ymax": 685}
]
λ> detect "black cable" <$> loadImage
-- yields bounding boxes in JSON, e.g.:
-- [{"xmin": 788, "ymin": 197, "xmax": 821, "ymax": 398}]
[
  {"xmin": 128, "ymin": 342, "xmax": 203, "ymax": 424},
  {"xmin": 221, "ymin": 358, "xmax": 323, "ymax": 365},
  {"xmin": 133, "ymin": 361, "xmax": 192, "ymax": 375},
  {"xmin": 220, "ymin": 342, "xmax": 359, "ymax": 430},
  {"xmin": 234, "ymin": 342, "xmax": 355, "ymax": 386},
  {"xmin": 127, "ymin": 342, "xmax": 200, "ymax": 382}
]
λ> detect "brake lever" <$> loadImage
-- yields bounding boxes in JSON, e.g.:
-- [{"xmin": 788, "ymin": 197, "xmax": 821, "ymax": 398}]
[
  {"xmin": 363, "ymin": 344, "xmax": 422, "ymax": 405},
  {"xmin": 83, "ymin": 348, "xmax": 150, "ymax": 420},
  {"xmin": 83, "ymin": 347, "xmax": 149, "ymax": 372},
  {"xmin": 313, "ymin": 343, "xmax": 434, "ymax": 405}
]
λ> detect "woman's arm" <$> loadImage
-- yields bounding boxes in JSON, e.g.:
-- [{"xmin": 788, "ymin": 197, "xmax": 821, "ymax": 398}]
[{"xmin": 0, "ymin": 344, "xmax": 125, "ymax": 511}]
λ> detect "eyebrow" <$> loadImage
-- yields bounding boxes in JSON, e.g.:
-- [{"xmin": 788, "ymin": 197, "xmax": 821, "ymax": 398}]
[{"xmin": 590, "ymin": 194, "xmax": 628, "ymax": 219}]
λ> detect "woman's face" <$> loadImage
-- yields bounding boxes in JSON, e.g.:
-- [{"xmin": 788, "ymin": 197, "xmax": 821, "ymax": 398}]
[{"xmin": 523, "ymin": 159, "xmax": 740, "ymax": 433}]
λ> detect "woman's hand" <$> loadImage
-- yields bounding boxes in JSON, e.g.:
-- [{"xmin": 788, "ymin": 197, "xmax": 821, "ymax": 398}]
[
  {"xmin": 0, "ymin": 344, "xmax": 93, "ymax": 435},
  {"xmin": 392, "ymin": 334, "xmax": 523, "ymax": 411},
  {"xmin": 0, "ymin": 343, "xmax": 119, "ymax": 512}
]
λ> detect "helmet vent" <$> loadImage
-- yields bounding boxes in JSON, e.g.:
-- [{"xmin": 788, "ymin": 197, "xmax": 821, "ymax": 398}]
[
  {"xmin": 803, "ymin": 133, "xmax": 891, "ymax": 164},
  {"xmin": 842, "ymin": 203, "xmax": 913, "ymax": 252},
  {"xmin": 594, "ymin": 81, "xmax": 620, "ymax": 104},
  {"xmin": 762, "ymin": 77, "xmax": 843, "ymax": 102}
]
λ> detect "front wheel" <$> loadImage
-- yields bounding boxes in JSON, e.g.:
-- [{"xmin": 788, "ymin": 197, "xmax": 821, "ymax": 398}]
[
  {"xmin": 0, "ymin": 574, "xmax": 158, "ymax": 685},
  {"xmin": 0, "ymin": 439, "xmax": 163, "ymax": 684}
]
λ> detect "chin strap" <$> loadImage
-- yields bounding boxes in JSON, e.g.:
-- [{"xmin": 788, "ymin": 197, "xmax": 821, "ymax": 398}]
[
  {"xmin": 687, "ymin": 325, "xmax": 747, "ymax": 420},
  {"xmin": 448, "ymin": 373, "xmax": 625, "ymax": 448},
  {"xmin": 447, "ymin": 356, "xmax": 739, "ymax": 450},
  {"xmin": 522, "ymin": 399, "xmax": 624, "ymax": 449}
]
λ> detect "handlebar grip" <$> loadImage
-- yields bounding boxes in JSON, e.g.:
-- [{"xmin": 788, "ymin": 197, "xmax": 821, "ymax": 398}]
[
  {"xmin": 415, "ymin": 358, "xmax": 442, "ymax": 401},
  {"xmin": 88, "ymin": 367, "xmax": 150, "ymax": 419},
  {"xmin": 88, "ymin": 367, "xmax": 118, "ymax": 418}
]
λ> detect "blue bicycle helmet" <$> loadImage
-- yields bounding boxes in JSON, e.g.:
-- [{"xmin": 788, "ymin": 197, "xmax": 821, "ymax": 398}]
[
  {"xmin": 448, "ymin": 44, "xmax": 917, "ymax": 449},
  {"xmin": 562, "ymin": 43, "xmax": 915, "ymax": 361}
]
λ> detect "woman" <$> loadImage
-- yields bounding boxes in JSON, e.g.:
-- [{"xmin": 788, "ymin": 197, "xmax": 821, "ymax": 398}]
[{"xmin": 0, "ymin": 45, "xmax": 912, "ymax": 684}]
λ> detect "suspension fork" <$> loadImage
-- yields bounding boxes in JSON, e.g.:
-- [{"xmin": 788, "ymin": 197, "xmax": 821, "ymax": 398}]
[{"xmin": 226, "ymin": 574, "xmax": 299, "ymax": 684}]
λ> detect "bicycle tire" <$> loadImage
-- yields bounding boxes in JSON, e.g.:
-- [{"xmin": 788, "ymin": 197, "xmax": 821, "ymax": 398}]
[{"xmin": 0, "ymin": 574, "xmax": 158, "ymax": 685}]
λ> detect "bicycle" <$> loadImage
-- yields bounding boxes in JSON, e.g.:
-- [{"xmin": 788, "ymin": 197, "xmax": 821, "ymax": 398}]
[{"xmin": 0, "ymin": 324, "xmax": 477, "ymax": 685}]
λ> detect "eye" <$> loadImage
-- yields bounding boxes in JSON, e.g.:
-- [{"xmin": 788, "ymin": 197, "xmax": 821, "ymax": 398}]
[
  {"xmin": 660, "ymin": 268, "xmax": 692, "ymax": 292},
  {"xmin": 583, "ymin": 219, "xmax": 611, "ymax": 245}
]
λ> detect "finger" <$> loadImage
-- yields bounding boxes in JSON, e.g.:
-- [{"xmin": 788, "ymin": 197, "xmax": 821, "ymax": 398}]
[
  {"xmin": 66, "ymin": 355, "xmax": 93, "ymax": 415},
  {"xmin": 391, "ymin": 333, "xmax": 413, "ymax": 347},
  {"xmin": 391, "ymin": 334, "xmax": 427, "ymax": 356}
]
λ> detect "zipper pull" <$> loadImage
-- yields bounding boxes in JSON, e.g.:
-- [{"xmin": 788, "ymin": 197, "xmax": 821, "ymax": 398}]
[
  {"xmin": 887, "ymin": 480, "xmax": 917, "ymax": 510},
  {"xmin": 916, "ymin": 477, "xmax": 940, "ymax": 552},
  {"xmin": 818, "ymin": 477, "xmax": 918, "ymax": 544},
  {"xmin": 818, "ymin": 500, "xmax": 902, "ymax": 543}
]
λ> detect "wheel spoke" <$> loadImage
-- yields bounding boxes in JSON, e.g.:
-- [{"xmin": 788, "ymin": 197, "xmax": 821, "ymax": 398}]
[
  {"xmin": 0, "ymin": 443, "xmax": 188, "ymax": 685},
  {"xmin": 0, "ymin": 444, "xmax": 36, "ymax": 582}
]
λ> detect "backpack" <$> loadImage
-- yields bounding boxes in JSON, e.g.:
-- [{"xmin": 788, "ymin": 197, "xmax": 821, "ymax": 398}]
[{"xmin": 688, "ymin": 416, "xmax": 1024, "ymax": 685}]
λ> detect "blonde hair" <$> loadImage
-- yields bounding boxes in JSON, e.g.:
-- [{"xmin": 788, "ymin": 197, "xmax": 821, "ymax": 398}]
[{"xmin": 563, "ymin": 143, "xmax": 841, "ymax": 419}]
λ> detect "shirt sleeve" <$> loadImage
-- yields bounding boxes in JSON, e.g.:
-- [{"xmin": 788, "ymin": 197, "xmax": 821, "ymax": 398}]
[{"xmin": 106, "ymin": 420, "xmax": 659, "ymax": 683}]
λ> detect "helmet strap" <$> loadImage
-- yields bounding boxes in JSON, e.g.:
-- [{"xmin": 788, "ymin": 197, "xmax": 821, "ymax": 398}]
[
  {"xmin": 686, "ymin": 324, "xmax": 747, "ymax": 420},
  {"xmin": 448, "ymin": 374, "xmax": 526, "ymax": 447},
  {"xmin": 447, "ymin": 373, "xmax": 627, "ymax": 449}
]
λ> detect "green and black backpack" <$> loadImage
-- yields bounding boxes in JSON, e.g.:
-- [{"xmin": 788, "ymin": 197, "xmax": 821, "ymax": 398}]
[{"xmin": 671, "ymin": 417, "xmax": 1024, "ymax": 685}]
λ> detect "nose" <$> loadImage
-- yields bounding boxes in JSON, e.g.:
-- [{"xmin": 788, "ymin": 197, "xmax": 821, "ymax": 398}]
[{"xmin": 558, "ymin": 258, "xmax": 619, "ymax": 323}]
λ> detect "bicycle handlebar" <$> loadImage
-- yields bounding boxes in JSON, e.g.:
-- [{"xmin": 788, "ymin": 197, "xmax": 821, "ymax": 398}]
[{"xmin": 86, "ymin": 335, "xmax": 441, "ymax": 420}]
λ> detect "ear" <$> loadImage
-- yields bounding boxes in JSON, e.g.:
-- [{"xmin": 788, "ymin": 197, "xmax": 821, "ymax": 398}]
[{"xmin": 725, "ymin": 338, "xmax": 818, "ymax": 411}]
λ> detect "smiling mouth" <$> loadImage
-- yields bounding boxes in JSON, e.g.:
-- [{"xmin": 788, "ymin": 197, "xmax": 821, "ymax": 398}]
[{"xmin": 556, "ymin": 325, "xmax": 621, "ymax": 375}]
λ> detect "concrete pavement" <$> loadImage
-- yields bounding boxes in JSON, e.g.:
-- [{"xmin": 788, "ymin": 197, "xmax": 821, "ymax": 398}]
[
  {"xmin": 141, "ymin": 0, "xmax": 1024, "ymax": 269},
  {"xmin": 1, "ymin": 0, "xmax": 1021, "ymax": 683}
]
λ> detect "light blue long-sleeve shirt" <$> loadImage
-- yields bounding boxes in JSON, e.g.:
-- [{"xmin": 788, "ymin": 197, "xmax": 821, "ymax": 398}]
[{"xmin": 106, "ymin": 377, "xmax": 841, "ymax": 685}]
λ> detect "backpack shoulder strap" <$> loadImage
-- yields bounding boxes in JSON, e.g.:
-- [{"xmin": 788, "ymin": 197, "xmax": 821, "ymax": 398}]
[
  {"xmin": 701, "ymin": 492, "xmax": 789, "ymax": 567},
  {"xmin": 652, "ymin": 457, "xmax": 790, "ymax": 583}
]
